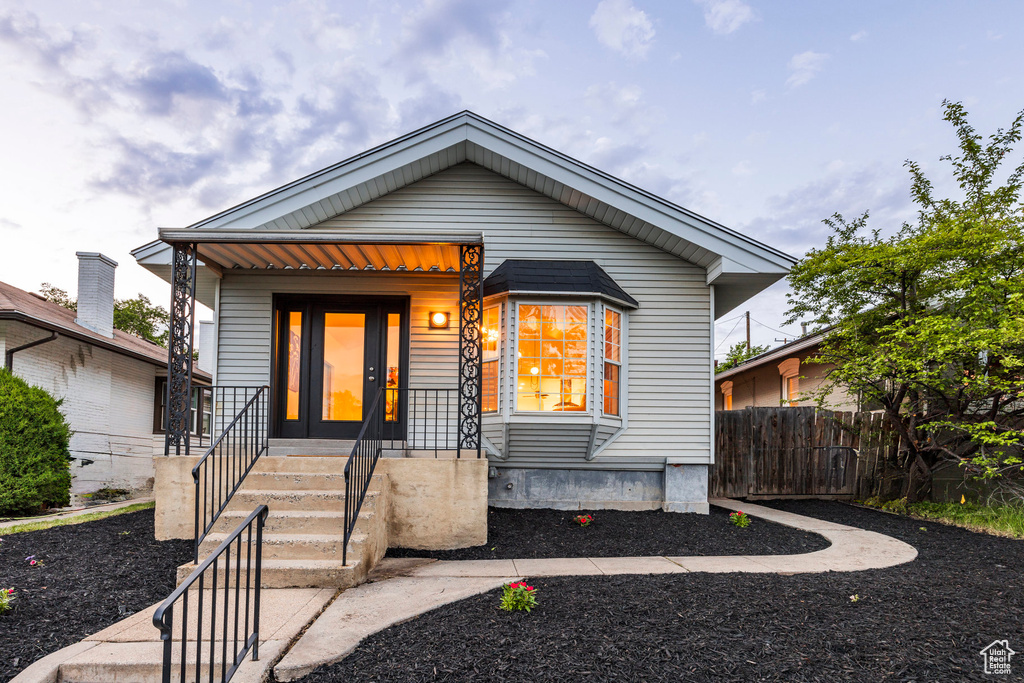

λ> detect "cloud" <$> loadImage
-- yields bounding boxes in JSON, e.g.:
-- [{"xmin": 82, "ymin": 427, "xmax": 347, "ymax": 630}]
[
  {"xmin": 850, "ymin": 30, "xmax": 867, "ymax": 42},
  {"xmin": 589, "ymin": 0, "xmax": 655, "ymax": 59},
  {"xmin": 695, "ymin": 0, "xmax": 756, "ymax": 35},
  {"xmin": 124, "ymin": 51, "xmax": 228, "ymax": 115},
  {"xmin": 786, "ymin": 50, "xmax": 828, "ymax": 88},
  {"xmin": 95, "ymin": 138, "xmax": 221, "ymax": 195},
  {"xmin": 750, "ymin": 88, "xmax": 766, "ymax": 104},
  {"xmin": 0, "ymin": 9, "xmax": 92, "ymax": 69},
  {"xmin": 740, "ymin": 165, "xmax": 912, "ymax": 257},
  {"xmin": 398, "ymin": 0, "xmax": 511, "ymax": 58},
  {"xmin": 731, "ymin": 160, "xmax": 753, "ymax": 177}
]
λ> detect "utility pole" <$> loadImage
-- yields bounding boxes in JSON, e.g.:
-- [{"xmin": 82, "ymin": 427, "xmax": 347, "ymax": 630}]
[{"xmin": 745, "ymin": 311, "xmax": 750, "ymax": 352}]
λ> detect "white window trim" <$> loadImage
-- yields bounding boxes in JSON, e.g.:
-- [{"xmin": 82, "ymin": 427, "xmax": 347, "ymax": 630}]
[
  {"xmin": 721, "ymin": 380, "xmax": 734, "ymax": 411},
  {"xmin": 778, "ymin": 357, "xmax": 800, "ymax": 406},
  {"xmin": 482, "ymin": 302, "xmax": 501, "ymax": 414},
  {"xmin": 497, "ymin": 298, "xmax": 628, "ymax": 421},
  {"xmin": 512, "ymin": 299, "xmax": 593, "ymax": 416},
  {"xmin": 601, "ymin": 303, "xmax": 624, "ymax": 419}
]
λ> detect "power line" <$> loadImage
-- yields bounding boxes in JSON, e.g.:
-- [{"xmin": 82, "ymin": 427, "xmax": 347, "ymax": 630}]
[
  {"xmin": 749, "ymin": 316, "xmax": 799, "ymax": 338},
  {"xmin": 714, "ymin": 316, "xmax": 744, "ymax": 352}
]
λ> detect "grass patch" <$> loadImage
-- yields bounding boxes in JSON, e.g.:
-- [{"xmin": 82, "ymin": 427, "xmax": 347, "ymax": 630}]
[
  {"xmin": 0, "ymin": 501, "xmax": 155, "ymax": 535},
  {"xmin": 861, "ymin": 497, "xmax": 1024, "ymax": 539}
]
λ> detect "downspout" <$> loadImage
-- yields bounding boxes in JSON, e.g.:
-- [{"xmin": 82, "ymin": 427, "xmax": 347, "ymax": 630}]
[{"xmin": 5, "ymin": 331, "xmax": 59, "ymax": 371}]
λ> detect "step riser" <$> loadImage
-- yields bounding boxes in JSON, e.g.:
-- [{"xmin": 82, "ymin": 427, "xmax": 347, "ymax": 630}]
[
  {"xmin": 197, "ymin": 537, "xmax": 363, "ymax": 561},
  {"xmin": 176, "ymin": 563, "xmax": 366, "ymax": 589},
  {"xmin": 226, "ymin": 492, "xmax": 346, "ymax": 512},
  {"xmin": 251, "ymin": 456, "xmax": 349, "ymax": 474},
  {"xmin": 241, "ymin": 472, "xmax": 347, "ymax": 490},
  {"xmin": 210, "ymin": 512, "xmax": 374, "ymax": 535}
]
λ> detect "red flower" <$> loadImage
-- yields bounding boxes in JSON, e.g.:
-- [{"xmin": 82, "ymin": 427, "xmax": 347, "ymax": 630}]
[{"xmin": 526, "ymin": 586, "xmax": 534, "ymax": 591}]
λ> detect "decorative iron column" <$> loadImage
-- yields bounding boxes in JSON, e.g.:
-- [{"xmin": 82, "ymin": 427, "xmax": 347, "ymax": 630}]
[
  {"xmin": 458, "ymin": 244, "xmax": 484, "ymax": 457},
  {"xmin": 165, "ymin": 242, "xmax": 198, "ymax": 456}
]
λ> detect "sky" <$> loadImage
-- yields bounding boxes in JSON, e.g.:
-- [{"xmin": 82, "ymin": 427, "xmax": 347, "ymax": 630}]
[{"xmin": 1, "ymin": 0, "xmax": 1022, "ymax": 360}]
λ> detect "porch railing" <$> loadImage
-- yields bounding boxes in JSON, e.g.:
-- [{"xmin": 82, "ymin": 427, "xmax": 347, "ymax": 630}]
[
  {"xmin": 343, "ymin": 387, "xmax": 386, "ymax": 566},
  {"xmin": 154, "ymin": 505, "xmax": 268, "ymax": 683},
  {"xmin": 381, "ymin": 387, "xmax": 463, "ymax": 456},
  {"xmin": 193, "ymin": 386, "xmax": 270, "ymax": 563}
]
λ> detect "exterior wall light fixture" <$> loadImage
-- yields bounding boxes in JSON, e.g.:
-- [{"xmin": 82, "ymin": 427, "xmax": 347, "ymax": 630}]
[{"xmin": 429, "ymin": 311, "xmax": 450, "ymax": 329}]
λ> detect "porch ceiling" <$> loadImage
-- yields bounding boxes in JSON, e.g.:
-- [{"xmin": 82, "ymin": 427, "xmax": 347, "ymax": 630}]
[{"xmin": 157, "ymin": 229, "xmax": 481, "ymax": 273}]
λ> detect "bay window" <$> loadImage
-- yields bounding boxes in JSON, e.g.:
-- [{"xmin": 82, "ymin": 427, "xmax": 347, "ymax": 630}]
[{"xmin": 516, "ymin": 304, "xmax": 588, "ymax": 412}]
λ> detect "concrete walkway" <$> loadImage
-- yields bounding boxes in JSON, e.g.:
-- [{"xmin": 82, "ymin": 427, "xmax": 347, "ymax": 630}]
[
  {"xmin": 272, "ymin": 499, "xmax": 918, "ymax": 680},
  {"xmin": 12, "ymin": 499, "xmax": 918, "ymax": 683},
  {"xmin": 12, "ymin": 589, "xmax": 334, "ymax": 683},
  {"xmin": 0, "ymin": 497, "xmax": 154, "ymax": 531}
]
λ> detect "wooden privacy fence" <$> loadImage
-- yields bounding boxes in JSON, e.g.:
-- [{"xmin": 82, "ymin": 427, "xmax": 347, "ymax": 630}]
[{"xmin": 711, "ymin": 407, "xmax": 907, "ymax": 500}]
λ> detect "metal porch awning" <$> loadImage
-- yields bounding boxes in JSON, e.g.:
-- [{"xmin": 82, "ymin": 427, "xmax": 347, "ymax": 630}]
[{"xmin": 157, "ymin": 229, "xmax": 484, "ymax": 273}]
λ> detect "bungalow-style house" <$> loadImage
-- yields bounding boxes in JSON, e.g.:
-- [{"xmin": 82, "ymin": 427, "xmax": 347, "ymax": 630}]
[
  {"xmin": 714, "ymin": 331, "xmax": 859, "ymax": 411},
  {"xmin": 132, "ymin": 112, "xmax": 794, "ymax": 585},
  {"xmin": 0, "ymin": 254, "xmax": 211, "ymax": 501}
]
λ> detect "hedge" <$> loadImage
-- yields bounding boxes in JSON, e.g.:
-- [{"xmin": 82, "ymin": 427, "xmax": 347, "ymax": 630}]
[{"xmin": 0, "ymin": 369, "xmax": 73, "ymax": 515}]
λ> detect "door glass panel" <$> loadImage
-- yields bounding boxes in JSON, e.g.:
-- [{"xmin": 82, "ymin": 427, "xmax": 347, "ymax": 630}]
[
  {"xmin": 286, "ymin": 312, "xmax": 302, "ymax": 420},
  {"xmin": 385, "ymin": 313, "xmax": 401, "ymax": 422},
  {"xmin": 322, "ymin": 313, "xmax": 365, "ymax": 421}
]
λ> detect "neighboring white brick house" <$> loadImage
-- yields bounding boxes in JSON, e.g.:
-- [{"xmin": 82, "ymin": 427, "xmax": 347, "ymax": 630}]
[{"xmin": 0, "ymin": 254, "xmax": 211, "ymax": 500}]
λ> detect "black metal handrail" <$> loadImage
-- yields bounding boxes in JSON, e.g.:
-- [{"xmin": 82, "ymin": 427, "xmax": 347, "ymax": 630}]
[
  {"xmin": 193, "ymin": 386, "xmax": 269, "ymax": 563},
  {"xmin": 381, "ymin": 387, "xmax": 461, "ymax": 456},
  {"xmin": 343, "ymin": 387, "xmax": 386, "ymax": 566},
  {"xmin": 154, "ymin": 505, "xmax": 268, "ymax": 683}
]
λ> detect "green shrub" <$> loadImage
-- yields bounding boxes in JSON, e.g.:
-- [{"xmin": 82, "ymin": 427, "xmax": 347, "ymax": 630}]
[{"xmin": 0, "ymin": 370, "xmax": 73, "ymax": 515}]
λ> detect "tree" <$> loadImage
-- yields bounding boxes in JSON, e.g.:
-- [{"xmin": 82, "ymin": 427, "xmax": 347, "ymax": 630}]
[
  {"xmin": 786, "ymin": 101, "xmax": 1024, "ymax": 502},
  {"xmin": 717, "ymin": 341, "xmax": 771, "ymax": 372},
  {"xmin": 39, "ymin": 285, "xmax": 170, "ymax": 347},
  {"xmin": 113, "ymin": 294, "xmax": 169, "ymax": 346}
]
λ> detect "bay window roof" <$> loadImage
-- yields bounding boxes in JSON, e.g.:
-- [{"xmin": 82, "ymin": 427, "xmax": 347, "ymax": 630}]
[{"xmin": 483, "ymin": 260, "xmax": 639, "ymax": 309}]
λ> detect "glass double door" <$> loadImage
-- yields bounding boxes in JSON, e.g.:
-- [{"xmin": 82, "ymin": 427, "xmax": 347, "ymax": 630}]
[{"xmin": 276, "ymin": 297, "xmax": 406, "ymax": 439}]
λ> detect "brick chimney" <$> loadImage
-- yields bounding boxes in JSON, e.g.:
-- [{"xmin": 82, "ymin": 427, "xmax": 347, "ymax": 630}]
[{"xmin": 76, "ymin": 252, "xmax": 118, "ymax": 338}]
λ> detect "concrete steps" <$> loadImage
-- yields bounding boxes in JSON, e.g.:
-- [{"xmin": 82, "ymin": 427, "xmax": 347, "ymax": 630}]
[{"xmin": 182, "ymin": 456, "xmax": 389, "ymax": 590}]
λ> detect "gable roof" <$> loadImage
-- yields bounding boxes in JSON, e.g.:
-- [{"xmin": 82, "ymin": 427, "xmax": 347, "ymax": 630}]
[
  {"xmin": 0, "ymin": 280, "xmax": 209, "ymax": 378},
  {"xmin": 483, "ymin": 260, "xmax": 639, "ymax": 309},
  {"xmin": 133, "ymin": 111, "xmax": 794, "ymax": 316},
  {"xmin": 714, "ymin": 331, "xmax": 826, "ymax": 381}
]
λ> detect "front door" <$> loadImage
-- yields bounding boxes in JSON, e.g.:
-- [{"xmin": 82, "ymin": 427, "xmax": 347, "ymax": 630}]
[{"xmin": 274, "ymin": 296, "xmax": 407, "ymax": 439}]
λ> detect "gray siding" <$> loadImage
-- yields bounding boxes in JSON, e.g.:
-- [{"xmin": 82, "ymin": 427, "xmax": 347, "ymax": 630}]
[{"xmin": 217, "ymin": 163, "xmax": 712, "ymax": 468}]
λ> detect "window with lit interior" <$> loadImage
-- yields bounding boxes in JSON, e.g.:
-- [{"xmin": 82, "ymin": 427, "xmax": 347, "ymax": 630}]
[
  {"xmin": 482, "ymin": 305, "xmax": 500, "ymax": 413},
  {"xmin": 516, "ymin": 304, "xmax": 588, "ymax": 412},
  {"xmin": 603, "ymin": 308, "xmax": 621, "ymax": 416}
]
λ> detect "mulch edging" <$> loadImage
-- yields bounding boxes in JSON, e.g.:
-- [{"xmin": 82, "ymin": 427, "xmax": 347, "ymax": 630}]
[
  {"xmin": 386, "ymin": 506, "xmax": 829, "ymax": 560},
  {"xmin": 0, "ymin": 509, "xmax": 192, "ymax": 683},
  {"xmin": 304, "ymin": 501, "xmax": 1024, "ymax": 682}
]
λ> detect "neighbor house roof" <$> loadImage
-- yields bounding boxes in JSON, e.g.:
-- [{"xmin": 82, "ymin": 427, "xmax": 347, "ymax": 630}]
[
  {"xmin": 133, "ymin": 111, "xmax": 795, "ymax": 316},
  {"xmin": 483, "ymin": 260, "xmax": 640, "ymax": 309},
  {"xmin": 714, "ymin": 331, "xmax": 826, "ymax": 381},
  {"xmin": 0, "ymin": 280, "xmax": 210, "ymax": 378}
]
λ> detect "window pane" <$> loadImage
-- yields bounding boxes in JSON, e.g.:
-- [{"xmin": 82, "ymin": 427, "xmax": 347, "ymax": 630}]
[
  {"xmin": 605, "ymin": 310, "xmax": 621, "ymax": 363},
  {"xmin": 519, "ymin": 305, "xmax": 541, "ymax": 338},
  {"xmin": 483, "ymin": 360, "xmax": 498, "ymax": 413},
  {"xmin": 322, "ymin": 313, "xmax": 364, "ymax": 421},
  {"xmin": 385, "ymin": 313, "xmax": 401, "ymax": 422},
  {"xmin": 483, "ymin": 306, "xmax": 500, "ymax": 360},
  {"xmin": 286, "ymin": 311, "xmax": 302, "ymax": 420},
  {"xmin": 517, "ymin": 303, "xmax": 588, "ymax": 412},
  {"xmin": 604, "ymin": 362, "xmax": 619, "ymax": 416}
]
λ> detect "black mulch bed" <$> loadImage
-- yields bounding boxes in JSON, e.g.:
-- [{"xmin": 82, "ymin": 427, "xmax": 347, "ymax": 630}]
[
  {"xmin": 303, "ymin": 501, "xmax": 1024, "ymax": 682},
  {"xmin": 0, "ymin": 510, "xmax": 192, "ymax": 683},
  {"xmin": 385, "ymin": 506, "xmax": 829, "ymax": 560}
]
